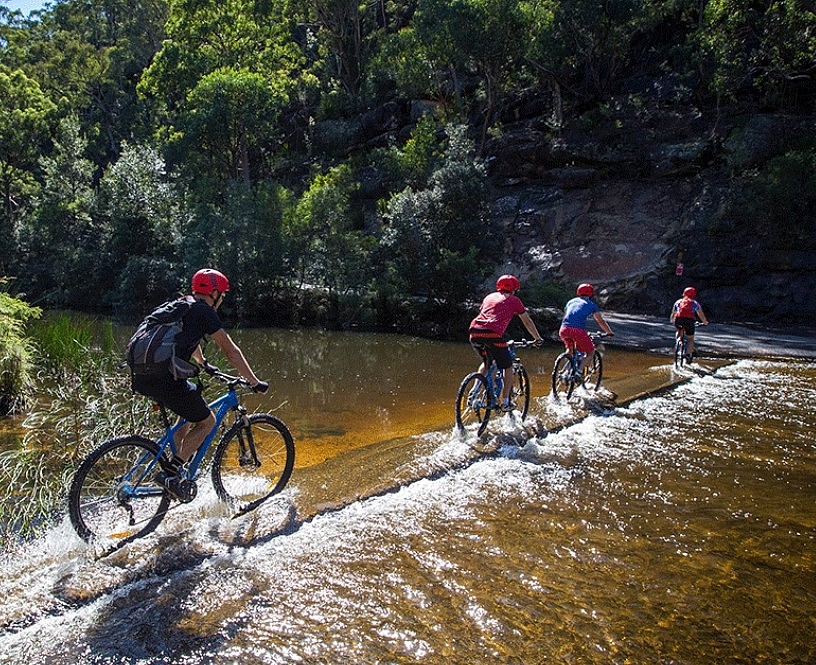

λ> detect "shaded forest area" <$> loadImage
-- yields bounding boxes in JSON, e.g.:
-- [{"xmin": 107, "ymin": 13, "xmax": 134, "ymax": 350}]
[{"xmin": 1, "ymin": 0, "xmax": 815, "ymax": 335}]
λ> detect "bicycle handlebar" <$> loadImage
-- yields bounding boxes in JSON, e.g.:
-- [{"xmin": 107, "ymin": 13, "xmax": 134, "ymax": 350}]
[
  {"xmin": 508, "ymin": 339, "xmax": 540, "ymax": 348},
  {"xmin": 211, "ymin": 370, "xmax": 252, "ymax": 389}
]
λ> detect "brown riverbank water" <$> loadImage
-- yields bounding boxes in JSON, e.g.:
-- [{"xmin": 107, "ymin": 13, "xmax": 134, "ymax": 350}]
[{"xmin": 0, "ymin": 328, "xmax": 813, "ymax": 664}]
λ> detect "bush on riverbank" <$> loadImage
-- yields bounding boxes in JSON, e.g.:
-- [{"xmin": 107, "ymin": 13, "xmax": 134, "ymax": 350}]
[
  {"xmin": 0, "ymin": 314, "xmax": 149, "ymax": 546},
  {"xmin": 0, "ymin": 284, "xmax": 41, "ymax": 418}
]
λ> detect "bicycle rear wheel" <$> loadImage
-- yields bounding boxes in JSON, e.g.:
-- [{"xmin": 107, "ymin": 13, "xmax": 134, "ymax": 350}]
[
  {"xmin": 674, "ymin": 336, "xmax": 686, "ymax": 368},
  {"xmin": 511, "ymin": 364, "xmax": 531, "ymax": 419},
  {"xmin": 551, "ymin": 353, "xmax": 577, "ymax": 402},
  {"xmin": 582, "ymin": 352, "xmax": 603, "ymax": 392},
  {"xmin": 211, "ymin": 413, "xmax": 295, "ymax": 512},
  {"xmin": 68, "ymin": 436, "xmax": 170, "ymax": 543},
  {"xmin": 455, "ymin": 372, "xmax": 492, "ymax": 436}
]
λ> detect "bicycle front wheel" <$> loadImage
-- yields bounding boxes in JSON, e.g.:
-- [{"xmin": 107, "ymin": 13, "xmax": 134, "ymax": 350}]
[
  {"xmin": 455, "ymin": 372, "xmax": 492, "ymax": 436},
  {"xmin": 511, "ymin": 364, "xmax": 531, "ymax": 419},
  {"xmin": 551, "ymin": 353, "xmax": 577, "ymax": 402},
  {"xmin": 582, "ymin": 352, "xmax": 603, "ymax": 392},
  {"xmin": 68, "ymin": 436, "xmax": 170, "ymax": 543},
  {"xmin": 211, "ymin": 413, "xmax": 295, "ymax": 511}
]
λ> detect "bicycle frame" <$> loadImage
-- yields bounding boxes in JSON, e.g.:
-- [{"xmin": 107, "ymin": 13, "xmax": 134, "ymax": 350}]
[
  {"xmin": 482, "ymin": 344, "xmax": 522, "ymax": 404},
  {"xmin": 126, "ymin": 388, "xmax": 242, "ymax": 499},
  {"xmin": 562, "ymin": 340, "xmax": 583, "ymax": 375},
  {"xmin": 551, "ymin": 332, "xmax": 606, "ymax": 402},
  {"xmin": 162, "ymin": 389, "xmax": 243, "ymax": 478}
]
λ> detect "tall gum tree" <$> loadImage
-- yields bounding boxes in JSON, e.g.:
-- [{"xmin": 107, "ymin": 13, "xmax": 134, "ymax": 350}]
[{"xmin": 0, "ymin": 70, "xmax": 56, "ymax": 271}]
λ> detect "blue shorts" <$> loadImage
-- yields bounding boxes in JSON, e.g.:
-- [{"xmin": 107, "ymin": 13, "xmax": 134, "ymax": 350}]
[{"xmin": 131, "ymin": 374, "xmax": 212, "ymax": 423}]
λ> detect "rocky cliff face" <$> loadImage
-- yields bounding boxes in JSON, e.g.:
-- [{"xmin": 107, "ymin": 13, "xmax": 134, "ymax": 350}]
[
  {"xmin": 482, "ymin": 92, "xmax": 816, "ymax": 327},
  {"xmin": 313, "ymin": 82, "xmax": 815, "ymax": 329}
]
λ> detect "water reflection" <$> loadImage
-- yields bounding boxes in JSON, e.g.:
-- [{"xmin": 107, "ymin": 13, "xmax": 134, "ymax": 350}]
[
  {"xmin": 221, "ymin": 328, "xmax": 667, "ymax": 466},
  {"xmin": 1, "ymin": 324, "xmax": 678, "ymax": 468}
]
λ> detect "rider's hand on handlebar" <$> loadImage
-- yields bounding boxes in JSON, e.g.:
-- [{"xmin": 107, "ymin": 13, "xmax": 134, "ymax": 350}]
[
  {"xmin": 203, "ymin": 360, "xmax": 220, "ymax": 376},
  {"xmin": 252, "ymin": 380, "xmax": 269, "ymax": 394},
  {"xmin": 533, "ymin": 338, "xmax": 544, "ymax": 348}
]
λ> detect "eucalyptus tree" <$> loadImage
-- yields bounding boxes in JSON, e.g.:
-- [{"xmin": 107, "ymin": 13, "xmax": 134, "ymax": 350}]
[
  {"xmin": 305, "ymin": 0, "xmax": 367, "ymax": 102},
  {"xmin": 16, "ymin": 115, "xmax": 99, "ymax": 308},
  {"xmin": 170, "ymin": 67, "xmax": 288, "ymax": 187},
  {"xmin": 521, "ymin": 0, "xmax": 657, "ymax": 105},
  {"xmin": 0, "ymin": 69, "xmax": 56, "ymax": 271},
  {"xmin": 283, "ymin": 163, "xmax": 373, "ymax": 309},
  {"xmin": 376, "ymin": 0, "xmax": 527, "ymax": 152},
  {"xmin": 140, "ymin": 0, "xmax": 306, "ymax": 183},
  {"xmin": 3, "ymin": 0, "xmax": 169, "ymax": 163},
  {"xmin": 96, "ymin": 141, "xmax": 187, "ymax": 314},
  {"xmin": 381, "ymin": 124, "xmax": 499, "ymax": 307}
]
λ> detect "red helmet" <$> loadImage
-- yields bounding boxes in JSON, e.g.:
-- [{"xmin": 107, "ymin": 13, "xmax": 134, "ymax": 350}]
[
  {"xmin": 496, "ymin": 274, "xmax": 520, "ymax": 292},
  {"xmin": 191, "ymin": 268, "xmax": 230, "ymax": 295},
  {"xmin": 576, "ymin": 283, "xmax": 594, "ymax": 297},
  {"xmin": 683, "ymin": 287, "xmax": 697, "ymax": 298}
]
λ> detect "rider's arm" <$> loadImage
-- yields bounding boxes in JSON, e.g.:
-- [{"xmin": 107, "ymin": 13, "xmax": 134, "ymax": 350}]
[
  {"xmin": 593, "ymin": 311, "xmax": 614, "ymax": 335},
  {"xmin": 191, "ymin": 345, "xmax": 206, "ymax": 365},
  {"xmin": 210, "ymin": 328, "xmax": 262, "ymax": 387},
  {"xmin": 518, "ymin": 311, "xmax": 544, "ymax": 344},
  {"xmin": 697, "ymin": 306, "xmax": 709, "ymax": 325}
]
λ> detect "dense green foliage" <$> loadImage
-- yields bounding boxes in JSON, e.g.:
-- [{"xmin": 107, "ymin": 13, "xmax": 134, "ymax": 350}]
[
  {"xmin": 1, "ymin": 0, "xmax": 814, "ymax": 329},
  {"xmin": 0, "ymin": 282, "xmax": 41, "ymax": 416}
]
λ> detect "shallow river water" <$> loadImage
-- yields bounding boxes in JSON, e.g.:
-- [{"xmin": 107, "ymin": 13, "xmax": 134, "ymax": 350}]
[{"xmin": 0, "ymin": 328, "xmax": 813, "ymax": 664}]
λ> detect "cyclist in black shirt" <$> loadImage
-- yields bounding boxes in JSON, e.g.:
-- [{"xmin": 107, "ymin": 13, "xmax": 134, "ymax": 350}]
[{"xmin": 131, "ymin": 268, "xmax": 268, "ymax": 497}]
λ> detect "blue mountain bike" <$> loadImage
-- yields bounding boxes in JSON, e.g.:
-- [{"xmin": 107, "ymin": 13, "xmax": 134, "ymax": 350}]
[
  {"xmin": 455, "ymin": 339, "xmax": 534, "ymax": 436},
  {"xmin": 68, "ymin": 371, "xmax": 295, "ymax": 545},
  {"xmin": 551, "ymin": 332, "xmax": 608, "ymax": 402}
]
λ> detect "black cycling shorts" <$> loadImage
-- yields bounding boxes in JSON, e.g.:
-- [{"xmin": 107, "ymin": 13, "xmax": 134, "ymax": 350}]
[
  {"xmin": 469, "ymin": 329, "xmax": 513, "ymax": 370},
  {"xmin": 674, "ymin": 317, "xmax": 697, "ymax": 336},
  {"xmin": 131, "ymin": 374, "xmax": 212, "ymax": 423}
]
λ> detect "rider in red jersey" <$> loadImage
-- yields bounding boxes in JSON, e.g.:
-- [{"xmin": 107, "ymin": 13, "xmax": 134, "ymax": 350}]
[{"xmin": 670, "ymin": 286, "xmax": 709, "ymax": 361}]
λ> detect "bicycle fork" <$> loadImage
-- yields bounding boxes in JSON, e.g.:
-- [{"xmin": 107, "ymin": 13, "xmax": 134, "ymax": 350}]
[{"xmin": 234, "ymin": 408, "xmax": 261, "ymax": 469}]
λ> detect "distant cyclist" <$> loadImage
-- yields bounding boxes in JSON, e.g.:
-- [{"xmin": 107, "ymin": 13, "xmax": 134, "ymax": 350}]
[
  {"xmin": 670, "ymin": 286, "xmax": 709, "ymax": 362},
  {"xmin": 558, "ymin": 283, "xmax": 614, "ymax": 373},
  {"xmin": 130, "ymin": 268, "xmax": 269, "ymax": 500},
  {"xmin": 468, "ymin": 274, "xmax": 544, "ymax": 411}
]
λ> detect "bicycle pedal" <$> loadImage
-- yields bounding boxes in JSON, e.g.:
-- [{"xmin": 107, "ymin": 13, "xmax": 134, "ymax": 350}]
[
  {"xmin": 157, "ymin": 471, "xmax": 197, "ymax": 503},
  {"xmin": 173, "ymin": 478, "xmax": 197, "ymax": 503}
]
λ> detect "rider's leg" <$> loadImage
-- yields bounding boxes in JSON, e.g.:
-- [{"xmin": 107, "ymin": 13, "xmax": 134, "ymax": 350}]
[
  {"xmin": 581, "ymin": 350, "xmax": 595, "ymax": 374},
  {"xmin": 567, "ymin": 328, "xmax": 594, "ymax": 373},
  {"xmin": 469, "ymin": 337, "xmax": 490, "ymax": 376},
  {"xmin": 176, "ymin": 411, "xmax": 216, "ymax": 462},
  {"xmin": 686, "ymin": 333, "xmax": 695, "ymax": 358},
  {"xmin": 501, "ymin": 366, "xmax": 513, "ymax": 404}
]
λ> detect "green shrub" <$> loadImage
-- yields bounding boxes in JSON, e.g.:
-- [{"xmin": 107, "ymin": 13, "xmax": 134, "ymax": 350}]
[
  {"xmin": 1, "ymin": 314, "xmax": 145, "ymax": 546},
  {"xmin": 521, "ymin": 277, "xmax": 572, "ymax": 309},
  {"xmin": 0, "ymin": 285, "xmax": 41, "ymax": 417}
]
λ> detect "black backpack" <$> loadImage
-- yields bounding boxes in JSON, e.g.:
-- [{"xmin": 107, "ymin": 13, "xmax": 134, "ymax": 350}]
[{"xmin": 126, "ymin": 296, "xmax": 198, "ymax": 380}]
